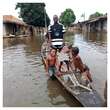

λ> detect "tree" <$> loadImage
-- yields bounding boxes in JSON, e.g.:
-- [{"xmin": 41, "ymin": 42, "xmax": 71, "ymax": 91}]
[
  {"xmin": 15, "ymin": 3, "xmax": 50, "ymax": 27},
  {"xmin": 89, "ymin": 12, "xmax": 103, "ymax": 20},
  {"xmin": 59, "ymin": 8, "xmax": 76, "ymax": 27}
]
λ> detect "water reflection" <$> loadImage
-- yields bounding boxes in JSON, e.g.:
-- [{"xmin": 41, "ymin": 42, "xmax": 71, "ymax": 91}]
[
  {"xmin": 82, "ymin": 32, "xmax": 107, "ymax": 45},
  {"xmin": 73, "ymin": 32, "xmax": 107, "ymax": 54},
  {"xmin": 47, "ymin": 78, "xmax": 82, "ymax": 107},
  {"xmin": 3, "ymin": 36, "xmax": 42, "ymax": 51}
]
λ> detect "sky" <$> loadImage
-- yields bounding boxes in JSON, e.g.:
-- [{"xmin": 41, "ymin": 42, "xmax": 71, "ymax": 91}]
[{"xmin": 0, "ymin": 0, "xmax": 109, "ymax": 23}]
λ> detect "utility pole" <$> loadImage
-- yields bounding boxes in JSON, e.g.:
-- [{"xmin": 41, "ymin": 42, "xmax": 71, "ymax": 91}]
[
  {"xmin": 81, "ymin": 13, "xmax": 85, "ymax": 21},
  {"xmin": 84, "ymin": 13, "xmax": 85, "ymax": 21},
  {"xmin": 44, "ymin": 7, "xmax": 47, "ymax": 32}
]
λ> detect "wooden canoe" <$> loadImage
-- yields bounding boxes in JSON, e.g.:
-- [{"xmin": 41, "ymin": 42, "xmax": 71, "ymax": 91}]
[{"xmin": 41, "ymin": 41, "xmax": 104, "ymax": 107}]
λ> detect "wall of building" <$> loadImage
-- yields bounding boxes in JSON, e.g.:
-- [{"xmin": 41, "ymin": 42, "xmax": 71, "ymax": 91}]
[
  {"xmin": 69, "ymin": 17, "xmax": 107, "ymax": 33},
  {"xmin": 3, "ymin": 23, "xmax": 31, "ymax": 37},
  {"xmin": 82, "ymin": 18, "xmax": 107, "ymax": 32},
  {"xmin": 3, "ymin": 22, "xmax": 47, "ymax": 37},
  {"xmin": 3, "ymin": 23, "xmax": 16, "ymax": 36}
]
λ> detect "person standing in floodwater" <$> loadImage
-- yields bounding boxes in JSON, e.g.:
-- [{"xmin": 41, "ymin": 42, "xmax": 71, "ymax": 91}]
[
  {"xmin": 45, "ymin": 48, "xmax": 57, "ymax": 77},
  {"xmin": 48, "ymin": 15, "xmax": 66, "ymax": 49}
]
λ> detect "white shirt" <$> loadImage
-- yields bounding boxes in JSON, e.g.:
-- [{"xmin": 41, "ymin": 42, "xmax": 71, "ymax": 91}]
[{"xmin": 58, "ymin": 52, "xmax": 69, "ymax": 62}]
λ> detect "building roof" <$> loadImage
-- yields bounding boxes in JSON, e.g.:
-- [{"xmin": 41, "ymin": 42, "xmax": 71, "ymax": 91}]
[
  {"xmin": 87, "ymin": 15, "xmax": 107, "ymax": 23},
  {"xmin": 71, "ymin": 14, "xmax": 107, "ymax": 26},
  {"xmin": 3, "ymin": 15, "xmax": 27, "ymax": 26}
]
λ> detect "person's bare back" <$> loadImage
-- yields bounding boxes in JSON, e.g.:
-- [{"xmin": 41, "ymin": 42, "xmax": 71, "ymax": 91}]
[
  {"xmin": 72, "ymin": 47, "xmax": 93, "ymax": 82},
  {"xmin": 73, "ymin": 55, "xmax": 84, "ymax": 72}
]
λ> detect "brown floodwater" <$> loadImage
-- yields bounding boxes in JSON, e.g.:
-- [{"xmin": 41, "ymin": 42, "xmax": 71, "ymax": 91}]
[{"xmin": 3, "ymin": 32, "xmax": 107, "ymax": 107}]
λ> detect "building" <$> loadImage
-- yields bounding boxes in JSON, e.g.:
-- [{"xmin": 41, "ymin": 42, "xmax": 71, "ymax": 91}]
[
  {"xmin": 82, "ymin": 15, "xmax": 107, "ymax": 32},
  {"xmin": 69, "ymin": 14, "xmax": 107, "ymax": 33},
  {"xmin": 3, "ymin": 15, "xmax": 33, "ymax": 37}
]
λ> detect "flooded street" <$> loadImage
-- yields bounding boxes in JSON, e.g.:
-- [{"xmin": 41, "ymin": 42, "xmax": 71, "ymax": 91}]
[{"xmin": 3, "ymin": 32, "xmax": 107, "ymax": 107}]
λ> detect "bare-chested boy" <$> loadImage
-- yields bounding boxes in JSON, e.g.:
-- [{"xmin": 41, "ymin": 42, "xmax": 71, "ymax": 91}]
[
  {"xmin": 72, "ymin": 47, "xmax": 93, "ymax": 82},
  {"xmin": 45, "ymin": 48, "xmax": 57, "ymax": 77}
]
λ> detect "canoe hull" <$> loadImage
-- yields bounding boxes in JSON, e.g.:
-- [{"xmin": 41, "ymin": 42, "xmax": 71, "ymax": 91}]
[
  {"xmin": 41, "ymin": 41, "xmax": 104, "ymax": 107},
  {"xmin": 55, "ymin": 74, "xmax": 103, "ymax": 107}
]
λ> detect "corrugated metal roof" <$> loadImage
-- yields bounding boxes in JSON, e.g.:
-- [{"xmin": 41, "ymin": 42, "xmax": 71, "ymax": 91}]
[
  {"xmin": 86, "ymin": 15, "xmax": 107, "ymax": 24},
  {"xmin": 3, "ymin": 15, "xmax": 27, "ymax": 26}
]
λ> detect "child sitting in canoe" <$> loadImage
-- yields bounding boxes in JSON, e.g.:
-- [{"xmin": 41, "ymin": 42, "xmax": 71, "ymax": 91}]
[
  {"xmin": 58, "ymin": 43, "xmax": 71, "ymax": 72},
  {"xmin": 71, "ymin": 47, "xmax": 93, "ymax": 83}
]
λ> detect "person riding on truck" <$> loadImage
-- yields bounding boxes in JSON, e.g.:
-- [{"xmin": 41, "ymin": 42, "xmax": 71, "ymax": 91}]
[{"xmin": 48, "ymin": 15, "xmax": 66, "ymax": 50}]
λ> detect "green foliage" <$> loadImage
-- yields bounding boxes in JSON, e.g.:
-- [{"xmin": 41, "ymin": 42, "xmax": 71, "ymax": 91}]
[
  {"xmin": 89, "ymin": 12, "xmax": 103, "ymax": 20},
  {"xmin": 15, "ymin": 3, "xmax": 50, "ymax": 27},
  {"xmin": 59, "ymin": 8, "xmax": 76, "ymax": 27}
]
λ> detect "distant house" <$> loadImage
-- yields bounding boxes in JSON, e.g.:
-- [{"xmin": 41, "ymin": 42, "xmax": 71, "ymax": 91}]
[
  {"xmin": 69, "ymin": 14, "xmax": 107, "ymax": 32},
  {"xmin": 3, "ymin": 15, "xmax": 33, "ymax": 37},
  {"xmin": 82, "ymin": 15, "xmax": 107, "ymax": 32}
]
